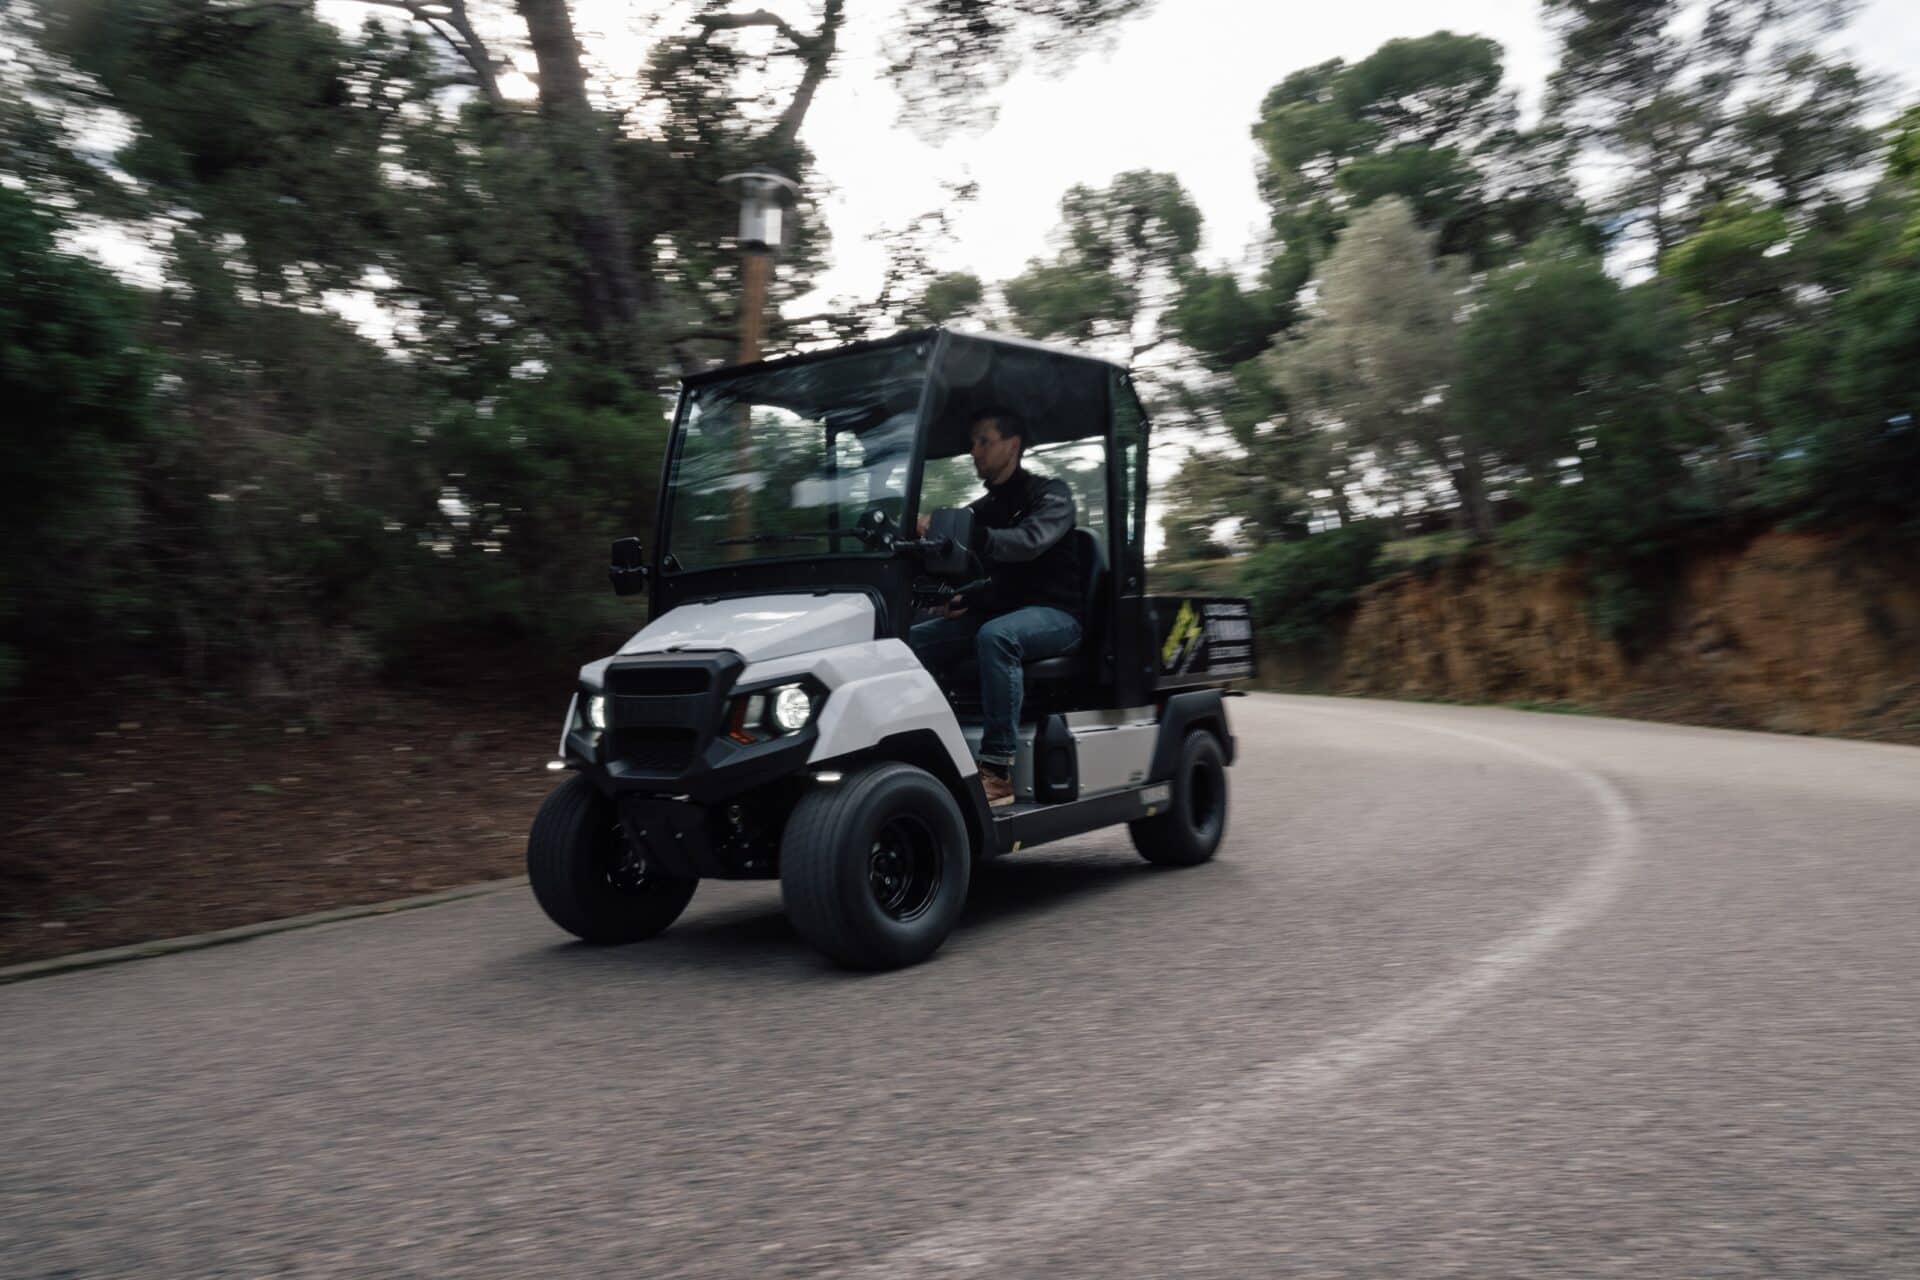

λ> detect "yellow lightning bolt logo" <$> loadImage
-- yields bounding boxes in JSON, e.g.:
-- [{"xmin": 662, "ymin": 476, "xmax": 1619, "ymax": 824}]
[{"xmin": 1161, "ymin": 600, "xmax": 1202, "ymax": 672}]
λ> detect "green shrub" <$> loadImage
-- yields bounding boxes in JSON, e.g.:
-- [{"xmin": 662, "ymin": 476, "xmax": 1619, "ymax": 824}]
[{"xmin": 1240, "ymin": 524, "xmax": 1388, "ymax": 648}]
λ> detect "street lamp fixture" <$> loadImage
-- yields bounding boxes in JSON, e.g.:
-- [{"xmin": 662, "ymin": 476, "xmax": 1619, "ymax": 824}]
[{"xmin": 720, "ymin": 167, "xmax": 801, "ymax": 254}]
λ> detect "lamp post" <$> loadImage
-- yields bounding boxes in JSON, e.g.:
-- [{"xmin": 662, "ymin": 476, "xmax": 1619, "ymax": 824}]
[{"xmin": 719, "ymin": 168, "xmax": 799, "ymax": 549}]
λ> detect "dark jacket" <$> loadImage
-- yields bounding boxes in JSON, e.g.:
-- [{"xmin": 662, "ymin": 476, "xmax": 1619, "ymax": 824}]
[{"xmin": 965, "ymin": 467, "xmax": 1082, "ymax": 618}]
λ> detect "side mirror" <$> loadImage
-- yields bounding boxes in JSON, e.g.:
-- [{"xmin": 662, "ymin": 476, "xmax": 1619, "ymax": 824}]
[
  {"xmin": 609, "ymin": 536, "xmax": 649, "ymax": 596},
  {"xmin": 922, "ymin": 508, "xmax": 975, "ymax": 577}
]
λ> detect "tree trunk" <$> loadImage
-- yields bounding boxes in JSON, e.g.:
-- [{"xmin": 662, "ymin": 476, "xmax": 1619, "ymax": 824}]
[
  {"xmin": 515, "ymin": 0, "xmax": 646, "ymax": 355},
  {"xmin": 1330, "ymin": 483, "xmax": 1354, "ymax": 528},
  {"xmin": 1450, "ymin": 450, "xmax": 1495, "ymax": 537},
  {"xmin": 1430, "ymin": 434, "xmax": 1493, "ymax": 537}
]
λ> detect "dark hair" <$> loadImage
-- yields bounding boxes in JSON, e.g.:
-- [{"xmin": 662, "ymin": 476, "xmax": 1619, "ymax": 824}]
[{"xmin": 970, "ymin": 405, "xmax": 1026, "ymax": 445}]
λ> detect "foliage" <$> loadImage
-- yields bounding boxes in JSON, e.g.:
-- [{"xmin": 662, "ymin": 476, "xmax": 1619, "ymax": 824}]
[
  {"xmin": 1759, "ymin": 188, "xmax": 1920, "ymax": 527},
  {"xmin": 1004, "ymin": 170, "xmax": 1201, "ymax": 349},
  {"xmin": 1268, "ymin": 199, "xmax": 1486, "ymax": 532},
  {"xmin": 0, "ymin": 0, "xmax": 1149, "ymax": 697},
  {"xmin": 1494, "ymin": 282, "xmax": 1709, "ymax": 639},
  {"xmin": 1252, "ymin": 32, "xmax": 1573, "ymax": 272},
  {"xmin": 1543, "ymin": 0, "xmax": 1876, "ymax": 255},
  {"xmin": 1239, "ymin": 524, "xmax": 1389, "ymax": 649},
  {"xmin": 1455, "ymin": 242, "xmax": 1631, "ymax": 484},
  {"xmin": 0, "ymin": 188, "xmax": 157, "ymax": 691},
  {"xmin": 3, "ymin": 0, "xmax": 1917, "ymax": 691},
  {"xmin": 885, "ymin": 0, "xmax": 1152, "ymax": 137}
]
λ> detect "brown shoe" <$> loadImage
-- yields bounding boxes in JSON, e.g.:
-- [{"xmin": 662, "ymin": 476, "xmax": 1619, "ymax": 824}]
[{"xmin": 981, "ymin": 767, "xmax": 1016, "ymax": 807}]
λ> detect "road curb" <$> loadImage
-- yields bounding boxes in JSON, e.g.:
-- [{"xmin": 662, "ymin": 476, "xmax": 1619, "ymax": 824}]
[{"xmin": 0, "ymin": 876, "xmax": 529, "ymax": 986}]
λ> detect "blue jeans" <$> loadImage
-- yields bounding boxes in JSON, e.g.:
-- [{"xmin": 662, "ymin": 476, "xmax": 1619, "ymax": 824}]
[{"xmin": 909, "ymin": 606, "xmax": 1082, "ymax": 767}]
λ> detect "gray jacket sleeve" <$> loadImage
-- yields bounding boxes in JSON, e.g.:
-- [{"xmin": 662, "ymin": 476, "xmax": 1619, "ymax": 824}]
[{"xmin": 981, "ymin": 478, "xmax": 1075, "ymax": 564}]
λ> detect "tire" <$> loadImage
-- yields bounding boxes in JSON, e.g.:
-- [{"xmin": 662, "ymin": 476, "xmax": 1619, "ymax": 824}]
[
  {"xmin": 526, "ymin": 775, "xmax": 697, "ymax": 944},
  {"xmin": 780, "ymin": 762, "xmax": 972, "ymax": 970},
  {"xmin": 1129, "ymin": 729, "xmax": 1229, "ymax": 868}
]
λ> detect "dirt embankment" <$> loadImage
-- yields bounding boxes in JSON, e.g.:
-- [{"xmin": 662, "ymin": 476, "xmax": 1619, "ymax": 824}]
[
  {"xmin": 0, "ymin": 684, "xmax": 566, "ymax": 966},
  {"xmin": 1323, "ymin": 529, "xmax": 1920, "ymax": 742}
]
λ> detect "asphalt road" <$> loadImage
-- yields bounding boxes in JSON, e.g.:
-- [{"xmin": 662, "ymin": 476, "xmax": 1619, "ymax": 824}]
[{"xmin": 6, "ymin": 694, "xmax": 1920, "ymax": 1278}]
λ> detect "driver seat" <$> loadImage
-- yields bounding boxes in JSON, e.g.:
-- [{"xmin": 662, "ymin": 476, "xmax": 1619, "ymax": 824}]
[{"xmin": 949, "ymin": 526, "xmax": 1106, "ymax": 691}]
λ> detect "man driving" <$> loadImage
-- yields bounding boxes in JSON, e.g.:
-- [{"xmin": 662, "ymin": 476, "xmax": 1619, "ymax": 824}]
[{"xmin": 909, "ymin": 407, "xmax": 1084, "ymax": 806}]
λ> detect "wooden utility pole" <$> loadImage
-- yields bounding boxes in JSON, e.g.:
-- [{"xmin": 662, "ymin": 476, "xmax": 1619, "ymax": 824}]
[
  {"xmin": 728, "ymin": 250, "xmax": 773, "ymax": 548},
  {"xmin": 738, "ymin": 250, "xmax": 770, "ymax": 364}
]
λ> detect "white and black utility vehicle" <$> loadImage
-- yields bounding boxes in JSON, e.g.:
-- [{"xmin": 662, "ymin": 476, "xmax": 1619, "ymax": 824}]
[{"xmin": 528, "ymin": 329, "xmax": 1257, "ymax": 968}]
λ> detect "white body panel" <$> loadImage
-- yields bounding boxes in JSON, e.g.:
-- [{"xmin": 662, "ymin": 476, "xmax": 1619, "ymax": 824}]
[
  {"xmin": 616, "ymin": 593, "xmax": 876, "ymax": 664},
  {"xmin": 570, "ymin": 595, "xmax": 1168, "ymax": 792},
  {"xmin": 744, "ymin": 639, "xmax": 976, "ymax": 780}
]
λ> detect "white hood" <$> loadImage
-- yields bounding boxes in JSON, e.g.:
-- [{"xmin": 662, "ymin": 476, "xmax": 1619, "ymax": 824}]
[{"xmin": 613, "ymin": 593, "xmax": 877, "ymax": 665}]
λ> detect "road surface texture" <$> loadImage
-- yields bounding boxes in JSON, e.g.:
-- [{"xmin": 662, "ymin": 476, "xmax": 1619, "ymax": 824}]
[{"xmin": 5, "ymin": 694, "xmax": 1919, "ymax": 1278}]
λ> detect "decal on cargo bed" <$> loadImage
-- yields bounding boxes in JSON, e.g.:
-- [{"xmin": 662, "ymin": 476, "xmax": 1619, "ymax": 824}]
[{"xmin": 1153, "ymin": 597, "xmax": 1256, "ymax": 683}]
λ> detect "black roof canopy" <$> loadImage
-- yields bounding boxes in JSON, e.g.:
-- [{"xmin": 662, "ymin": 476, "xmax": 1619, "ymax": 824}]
[{"xmin": 679, "ymin": 328, "xmax": 1126, "ymax": 458}]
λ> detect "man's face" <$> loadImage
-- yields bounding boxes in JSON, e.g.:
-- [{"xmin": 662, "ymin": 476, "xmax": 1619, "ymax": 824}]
[{"xmin": 970, "ymin": 418, "xmax": 1021, "ymax": 485}]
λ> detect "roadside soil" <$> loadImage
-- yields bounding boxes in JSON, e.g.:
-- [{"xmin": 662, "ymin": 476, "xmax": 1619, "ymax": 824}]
[{"xmin": 1, "ymin": 680, "xmax": 565, "ymax": 967}]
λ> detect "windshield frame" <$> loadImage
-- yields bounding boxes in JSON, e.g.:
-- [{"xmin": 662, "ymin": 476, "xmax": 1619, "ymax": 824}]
[
  {"xmin": 646, "ymin": 333, "xmax": 943, "ymax": 631},
  {"xmin": 654, "ymin": 334, "xmax": 938, "ymax": 579}
]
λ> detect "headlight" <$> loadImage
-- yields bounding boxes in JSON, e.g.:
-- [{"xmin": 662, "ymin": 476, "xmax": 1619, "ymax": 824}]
[
  {"xmin": 725, "ymin": 682, "xmax": 819, "ymax": 744},
  {"xmin": 586, "ymin": 694, "xmax": 609, "ymax": 730},
  {"xmin": 772, "ymin": 684, "xmax": 813, "ymax": 732}
]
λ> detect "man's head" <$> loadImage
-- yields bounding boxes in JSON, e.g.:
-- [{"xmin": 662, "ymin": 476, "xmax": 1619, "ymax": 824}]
[{"xmin": 969, "ymin": 407, "xmax": 1025, "ymax": 486}]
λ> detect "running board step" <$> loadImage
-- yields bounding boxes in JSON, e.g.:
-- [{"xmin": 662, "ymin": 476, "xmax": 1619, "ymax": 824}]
[{"xmin": 990, "ymin": 781, "xmax": 1173, "ymax": 856}]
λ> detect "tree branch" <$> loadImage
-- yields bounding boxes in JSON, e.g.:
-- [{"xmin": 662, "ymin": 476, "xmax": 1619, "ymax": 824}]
[
  {"xmin": 436, "ymin": 0, "xmax": 508, "ymax": 109},
  {"xmin": 216, "ymin": 0, "xmax": 508, "ymax": 109},
  {"xmin": 769, "ymin": 0, "xmax": 843, "ymax": 149},
  {"xmin": 695, "ymin": 8, "xmax": 811, "ymax": 50}
]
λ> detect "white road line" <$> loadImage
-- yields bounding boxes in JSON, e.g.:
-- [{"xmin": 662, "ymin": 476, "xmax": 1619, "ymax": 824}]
[{"xmin": 853, "ymin": 703, "xmax": 1641, "ymax": 1277}]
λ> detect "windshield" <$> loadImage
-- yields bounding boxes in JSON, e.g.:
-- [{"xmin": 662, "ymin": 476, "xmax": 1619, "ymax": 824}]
[{"xmin": 663, "ymin": 345, "xmax": 927, "ymax": 573}]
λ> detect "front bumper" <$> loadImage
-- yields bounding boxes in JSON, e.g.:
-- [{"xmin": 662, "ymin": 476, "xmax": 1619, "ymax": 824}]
[{"xmin": 565, "ymin": 650, "xmax": 819, "ymax": 805}]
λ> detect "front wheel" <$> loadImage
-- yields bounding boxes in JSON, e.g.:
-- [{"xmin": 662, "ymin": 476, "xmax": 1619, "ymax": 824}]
[
  {"xmin": 1129, "ymin": 729, "xmax": 1228, "ymax": 867},
  {"xmin": 527, "ymin": 775, "xmax": 697, "ymax": 944},
  {"xmin": 780, "ymin": 762, "xmax": 972, "ymax": 970}
]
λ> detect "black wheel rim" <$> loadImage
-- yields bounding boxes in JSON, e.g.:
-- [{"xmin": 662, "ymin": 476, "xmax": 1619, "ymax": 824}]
[
  {"xmin": 598, "ymin": 820, "xmax": 651, "ymax": 895},
  {"xmin": 1187, "ymin": 756, "xmax": 1223, "ymax": 840},
  {"xmin": 867, "ymin": 814, "xmax": 942, "ymax": 922}
]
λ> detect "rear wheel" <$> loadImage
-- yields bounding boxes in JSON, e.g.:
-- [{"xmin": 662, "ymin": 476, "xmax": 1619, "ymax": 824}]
[
  {"xmin": 527, "ymin": 775, "xmax": 697, "ymax": 943},
  {"xmin": 780, "ymin": 762, "xmax": 971, "ymax": 970},
  {"xmin": 1129, "ymin": 729, "xmax": 1228, "ymax": 867}
]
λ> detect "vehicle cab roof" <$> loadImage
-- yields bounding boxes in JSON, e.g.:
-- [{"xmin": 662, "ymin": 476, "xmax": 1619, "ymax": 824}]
[{"xmin": 680, "ymin": 328, "xmax": 1134, "ymax": 456}]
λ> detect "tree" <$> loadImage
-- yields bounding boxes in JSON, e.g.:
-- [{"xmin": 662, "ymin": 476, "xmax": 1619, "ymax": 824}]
[
  {"xmin": 1252, "ymin": 32, "xmax": 1571, "ymax": 273},
  {"xmin": 1660, "ymin": 199, "xmax": 1800, "ymax": 474},
  {"xmin": 1498, "ymin": 281, "xmax": 1704, "ymax": 642},
  {"xmin": 1759, "ymin": 108, "xmax": 1920, "ymax": 527},
  {"xmin": 1543, "ymin": 0, "xmax": 1876, "ymax": 257},
  {"xmin": 1157, "ymin": 33, "xmax": 1582, "ymax": 557},
  {"xmin": 1003, "ymin": 170, "xmax": 1201, "ymax": 355},
  {"xmin": 1455, "ymin": 243, "xmax": 1628, "ymax": 485},
  {"xmin": 1453, "ymin": 240, "xmax": 1710, "ymax": 638},
  {"xmin": 885, "ymin": 0, "xmax": 1152, "ymax": 137},
  {"xmin": 1, "ymin": 0, "xmax": 1162, "ymax": 692},
  {"xmin": 1267, "ymin": 199, "xmax": 1487, "ymax": 534},
  {"xmin": 0, "ymin": 188, "xmax": 156, "ymax": 689}
]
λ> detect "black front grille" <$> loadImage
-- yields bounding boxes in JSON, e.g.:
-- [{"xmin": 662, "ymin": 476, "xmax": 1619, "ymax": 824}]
[
  {"xmin": 605, "ymin": 665, "xmax": 713, "ymax": 696},
  {"xmin": 595, "ymin": 651, "xmax": 744, "ymax": 782},
  {"xmin": 609, "ymin": 729, "xmax": 698, "ymax": 773}
]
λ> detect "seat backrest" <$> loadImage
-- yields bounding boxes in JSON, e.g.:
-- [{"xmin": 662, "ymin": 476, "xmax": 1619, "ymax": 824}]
[{"xmin": 1072, "ymin": 526, "xmax": 1107, "ymax": 639}]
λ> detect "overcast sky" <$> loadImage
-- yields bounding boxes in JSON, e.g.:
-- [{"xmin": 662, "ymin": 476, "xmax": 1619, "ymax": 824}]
[
  {"xmin": 776, "ymin": 0, "xmax": 1920, "ymax": 311},
  {"xmin": 308, "ymin": 1, "xmax": 1920, "ymax": 310}
]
